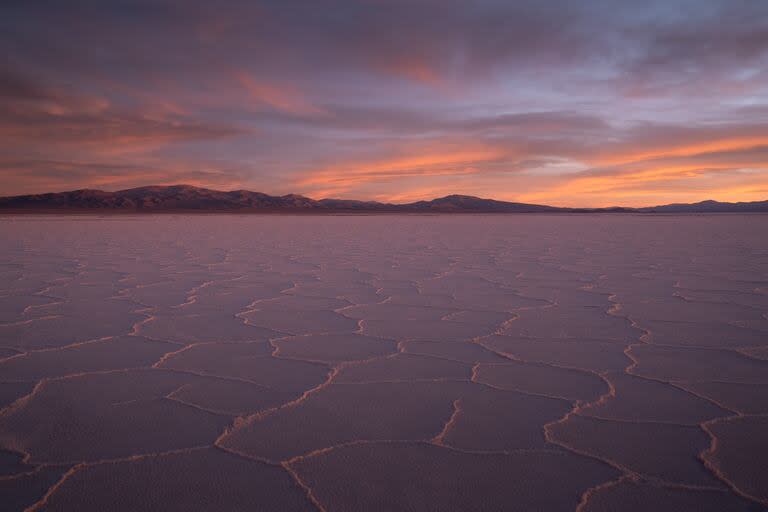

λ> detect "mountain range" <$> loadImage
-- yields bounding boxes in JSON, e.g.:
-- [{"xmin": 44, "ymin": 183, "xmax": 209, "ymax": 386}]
[{"xmin": 1, "ymin": 185, "xmax": 767, "ymax": 213}]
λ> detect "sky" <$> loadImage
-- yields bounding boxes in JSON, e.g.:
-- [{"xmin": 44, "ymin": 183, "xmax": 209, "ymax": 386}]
[{"xmin": 2, "ymin": 0, "xmax": 768, "ymax": 207}]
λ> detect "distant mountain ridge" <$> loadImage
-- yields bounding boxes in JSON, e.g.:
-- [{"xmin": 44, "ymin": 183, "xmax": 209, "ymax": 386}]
[
  {"xmin": 1, "ymin": 185, "xmax": 767, "ymax": 213},
  {"xmin": 636, "ymin": 199, "xmax": 768, "ymax": 213}
]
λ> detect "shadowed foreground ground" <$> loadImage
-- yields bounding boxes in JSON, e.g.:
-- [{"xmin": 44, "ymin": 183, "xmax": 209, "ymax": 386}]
[{"xmin": 0, "ymin": 214, "xmax": 766, "ymax": 511}]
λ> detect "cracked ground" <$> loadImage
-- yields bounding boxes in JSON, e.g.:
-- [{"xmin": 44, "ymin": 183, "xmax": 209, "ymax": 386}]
[{"xmin": 1, "ymin": 214, "xmax": 767, "ymax": 511}]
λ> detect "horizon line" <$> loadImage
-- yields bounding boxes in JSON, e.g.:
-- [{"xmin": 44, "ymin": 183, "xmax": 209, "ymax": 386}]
[{"xmin": 3, "ymin": 183, "xmax": 768, "ymax": 211}]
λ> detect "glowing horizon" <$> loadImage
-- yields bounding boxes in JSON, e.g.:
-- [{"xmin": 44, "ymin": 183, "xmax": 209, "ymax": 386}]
[{"xmin": 2, "ymin": 0, "xmax": 767, "ymax": 208}]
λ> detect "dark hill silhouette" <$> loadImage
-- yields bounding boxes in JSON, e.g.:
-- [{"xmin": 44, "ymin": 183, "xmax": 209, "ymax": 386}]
[
  {"xmin": 1, "ymin": 185, "xmax": 767, "ymax": 213},
  {"xmin": 637, "ymin": 199, "xmax": 768, "ymax": 213}
]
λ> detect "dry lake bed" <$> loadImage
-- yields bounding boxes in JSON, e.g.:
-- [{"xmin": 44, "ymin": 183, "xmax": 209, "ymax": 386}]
[{"xmin": 0, "ymin": 214, "xmax": 767, "ymax": 511}]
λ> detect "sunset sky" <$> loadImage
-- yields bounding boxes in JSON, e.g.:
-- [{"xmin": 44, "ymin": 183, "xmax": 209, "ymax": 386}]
[{"xmin": 2, "ymin": 0, "xmax": 768, "ymax": 206}]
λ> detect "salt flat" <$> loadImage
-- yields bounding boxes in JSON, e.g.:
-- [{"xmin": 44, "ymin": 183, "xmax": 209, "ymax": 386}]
[{"xmin": 0, "ymin": 214, "xmax": 766, "ymax": 511}]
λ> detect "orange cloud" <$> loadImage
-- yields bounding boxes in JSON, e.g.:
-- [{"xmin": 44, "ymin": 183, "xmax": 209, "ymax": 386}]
[
  {"xmin": 295, "ymin": 144, "xmax": 507, "ymax": 198},
  {"xmin": 518, "ymin": 160, "xmax": 768, "ymax": 207},
  {"xmin": 506, "ymin": 130, "xmax": 768, "ymax": 206},
  {"xmin": 236, "ymin": 72, "xmax": 325, "ymax": 116},
  {"xmin": 290, "ymin": 125, "xmax": 768, "ymax": 205},
  {"xmin": 591, "ymin": 134, "xmax": 768, "ymax": 166}
]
